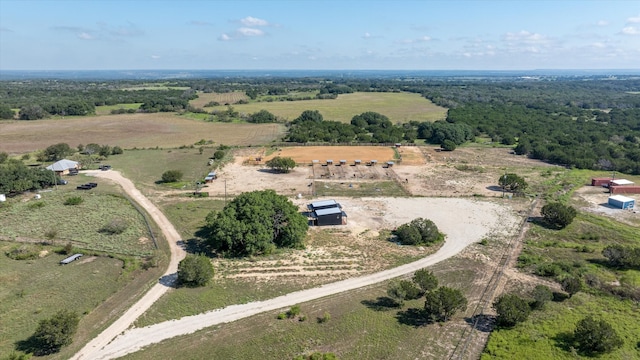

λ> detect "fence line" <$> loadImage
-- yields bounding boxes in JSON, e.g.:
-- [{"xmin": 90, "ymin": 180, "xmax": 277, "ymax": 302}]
[{"xmin": 122, "ymin": 194, "xmax": 159, "ymax": 250}]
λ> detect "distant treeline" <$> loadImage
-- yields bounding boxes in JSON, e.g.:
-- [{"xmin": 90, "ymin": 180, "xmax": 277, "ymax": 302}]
[{"xmin": 1, "ymin": 76, "xmax": 639, "ymax": 173}]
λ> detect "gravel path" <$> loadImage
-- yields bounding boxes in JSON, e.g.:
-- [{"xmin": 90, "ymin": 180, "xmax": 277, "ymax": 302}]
[
  {"xmin": 70, "ymin": 170, "xmax": 186, "ymax": 360},
  {"xmin": 69, "ymin": 176, "xmax": 519, "ymax": 359}
]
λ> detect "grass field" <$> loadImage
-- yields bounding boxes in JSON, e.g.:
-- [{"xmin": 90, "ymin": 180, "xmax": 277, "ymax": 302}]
[
  {"xmin": 222, "ymin": 92, "xmax": 447, "ymax": 123},
  {"xmin": 482, "ymin": 294, "xmax": 640, "ymax": 359},
  {"xmin": 0, "ymin": 113, "xmax": 285, "ymax": 154},
  {"xmin": 120, "ymin": 252, "xmax": 500, "ymax": 360},
  {"xmin": 190, "ymin": 92, "xmax": 249, "ymax": 108},
  {"xmin": 0, "ymin": 190, "xmax": 154, "ymax": 256},
  {"xmin": 0, "ymin": 244, "xmax": 128, "ymax": 356},
  {"xmin": 105, "ymin": 148, "xmax": 218, "ymax": 191},
  {"xmin": 314, "ymin": 181, "xmax": 408, "ymax": 197}
]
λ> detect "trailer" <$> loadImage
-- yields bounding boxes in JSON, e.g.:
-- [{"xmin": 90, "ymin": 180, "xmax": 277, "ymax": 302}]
[{"xmin": 608, "ymin": 195, "xmax": 635, "ymax": 209}]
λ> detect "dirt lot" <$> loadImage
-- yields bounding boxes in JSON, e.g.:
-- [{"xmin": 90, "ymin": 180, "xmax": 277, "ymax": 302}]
[{"xmin": 573, "ymin": 185, "xmax": 640, "ymax": 225}]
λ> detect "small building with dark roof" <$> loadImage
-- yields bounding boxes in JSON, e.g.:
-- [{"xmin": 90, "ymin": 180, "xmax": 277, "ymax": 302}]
[{"xmin": 313, "ymin": 207, "xmax": 347, "ymax": 226}]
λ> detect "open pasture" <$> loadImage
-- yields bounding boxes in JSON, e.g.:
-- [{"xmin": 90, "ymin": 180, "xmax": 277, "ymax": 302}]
[
  {"xmin": 228, "ymin": 92, "xmax": 447, "ymax": 123},
  {"xmin": 0, "ymin": 113, "xmax": 285, "ymax": 154},
  {"xmin": 190, "ymin": 91, "xmax": 249, "ymax": 108},
  {"xmin": 95, "ymin": 103, "xmax": 142, "ymax": 115},
  {"xmin": 0, "ymin": 243, "xmax": 128, "ymax": 357},
  {"xmin": 0, "ymin": 190, "xmax": 153, "ymax": 256}
]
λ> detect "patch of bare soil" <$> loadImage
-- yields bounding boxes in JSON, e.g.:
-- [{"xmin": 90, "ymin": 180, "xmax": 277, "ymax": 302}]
[
  {"xmin": 573, "ymin": 185, "xmax": 640, "ymax": 226},
  {"xmin": 78, "ymin": 256, "xmax": 98, "ymax": 265}
]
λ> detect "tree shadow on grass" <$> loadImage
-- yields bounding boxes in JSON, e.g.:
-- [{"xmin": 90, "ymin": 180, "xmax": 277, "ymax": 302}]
[
  {"xmin": 15, "ymin": 335, "xmax": 52, "ymax": 356},
  {"xmin": 552, "ymin": 331, "xmax": 575, "ymax": 353},
  {"xmin": 552, "ymin": 291, "xmax": 570, "ymax": 302},
  {"xmin": 464, "ymin": 314, "xmax": 495, "ymax": 333},
  {"xmin": 395, "ymin": 308, "xmax": 430, "ymax": 327},
  {"xmin": 361, "ymin": 297, "xmax": 400, "ymax": 311}
]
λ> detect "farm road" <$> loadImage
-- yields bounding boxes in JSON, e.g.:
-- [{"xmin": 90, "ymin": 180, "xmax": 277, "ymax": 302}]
[
  {"xmin": 85, "ymin": 201, "xmax": 519, "ymax": 359},
  {"xmin": 71, "ymin": 170, "xmax": 186, "ymax": 360}
]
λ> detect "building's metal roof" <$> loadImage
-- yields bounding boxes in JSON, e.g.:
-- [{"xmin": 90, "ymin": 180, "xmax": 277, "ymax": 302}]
[
  {"xmin": 611, "ymin": 179, "xmax": 634, "ymax": 186},
  {"xmin": 609, "ymin": 195, "xmax": 635, "ymax": 202},
  {"xmin": 310, "ymin": 199, "xmax": 338, "ymax": 209},
  {"xmin": 315, "ymin": 207, "xmax": 342, "ymax": 216},
  {"xmin": 46, "ymin": 159, "xmax": 78, "ymax": 171}
]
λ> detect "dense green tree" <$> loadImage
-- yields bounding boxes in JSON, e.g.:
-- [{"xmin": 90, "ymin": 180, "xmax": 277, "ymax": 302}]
[
  {"xmin": 394, "ymin": 218, "xmax": 444, "ymax": 246},
  {"xmin": 573, "ymin": 316, "xmax": 623, "ymax": 355},
  {"xmin": 161, "ymin": 170, "xmax": 183, "ymax": 183},
  {"xmin": 0, "ymin": 105, "xmax": 15, "ymax": 119},
  {"xmin": 248, "ymin": 109, "xmax": 277, "ymax": 123},
  {"xmin": 205, "ymin": 190, "xmax": 308, "ymax": 257},
  {"xmin": 177, "ymin": 254, "xmax": 214, "ymax": 287},
  {"xmin": 19, "ymin": 104, "xmax": 48, "ymax": 120},
  {"xmin": 31, "ymin": 309, "xmax": 79, "ymax": 355},
  {"xmin": 493, "ymin": 293, "xmax": 531, "ymax": 327},
  {"xmin": 561, "ymin": 276, "xmax": 582, "ymax": 298},
  {"xmin": 498, "ymin": 173, "xmax": 528, "ymax": 194},
  {"xmin": 43, "ymin": 143, "xmax": 73, "ymax": 162},
  {"xmin": 111, "ymin": 146, "xmax": 124, "ymax": 155},
  {"xmin": 423, "ymin": 286, "xmax": 468, "ymax": 322},
  {"xmin": 413, "ymin": 269, "xmax": 439, "ymax": 293},
  {"xmin": 530, "ymin": 285, "xmax": 553, "ymax": 310},
  {"xmin": 541, "ymin": 202, "xmax": 577, "ymax": 229},
  {"xmin": 294, "ymin": 110, "xmax": 323, "ymax": 123},
  {"xmin": 0, "ymin": 152, "xmax": 8, "ymax": 163},
  {"xmin": 399, "ymin": 279, "xmax": 423, "ymax": 300},
  {"xmin": 387, "ymin": 280, "xmax": 408, "ymax": 307},
  {"xmin": 440, "ymin": 139, "xmax": 457, "ymax": 151},
  {"xmin": 0, "ymin": 160, "xmax": 56, "ymax": 194},
  {"xmin": 266, "ymin": 156, "xmax": 296, "ymax": 173},
  {"xmin": 212, "ymin": 150, "xmax": 225, "ymax": 160}
]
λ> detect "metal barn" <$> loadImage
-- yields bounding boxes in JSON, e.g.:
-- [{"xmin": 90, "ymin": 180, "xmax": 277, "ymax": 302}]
[
  {"xmin": 314, "ymin": 207, "xmax": 346, "ymax": 226},
  {"xmin": 608, "ymin": 195, "xmax": 635, "ymax": 209}
]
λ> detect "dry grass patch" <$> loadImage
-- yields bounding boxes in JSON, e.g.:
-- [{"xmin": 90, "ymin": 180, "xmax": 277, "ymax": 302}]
[
  {"xmin": 190, "ymin": 91, "xmax": 249, "ymax": 108},
  {"xmin": 0, "ymin": 114, "xmax": 285, "ymax": 154}
]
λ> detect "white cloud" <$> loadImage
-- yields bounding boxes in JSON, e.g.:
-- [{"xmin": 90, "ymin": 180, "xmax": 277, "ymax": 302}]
[
  {"xmin": 150, "ymin": 55, "xmax": 161, "ymax": 59},
  {"xmin": 503, "ymin": 30, "xmax": 548, "ymax": 43},
  {"xmin": 78, "ymin": 32, "xmax": 93, "ymax": 40},
  {"xmin": 218, "ymin": 33, "xmax": 231, "ymax": 41},
  {"xmin": 363, "ymin": 32, "xmax": 371, "ymax": 39},
  {"xmin": 627, "ymin": 15, "xmax": 640, "ymax": 24},
  {"xmin": 240, "ymin": 16, "xmax": 268, "ymax": 27},
  {"xmin": 596, "ymin": 20, "xmax": 609, "ymax": 26},
  {"xmin": 237, "ymin": 27, "xmax": 264, "ymax": 37},
  {"xmin": 621, "ymin": 26, "xmax": 639, "ymax": 35}
]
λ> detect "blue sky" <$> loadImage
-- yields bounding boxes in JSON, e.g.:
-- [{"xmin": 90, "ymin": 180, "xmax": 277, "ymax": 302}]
[{"xmin": 0, "ymin": 0, "xmax": 639, "ymax": 70}]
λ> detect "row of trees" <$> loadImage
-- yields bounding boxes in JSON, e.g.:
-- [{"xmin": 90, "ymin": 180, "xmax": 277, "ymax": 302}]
[{"xmin": 0, "ymin": 160, "xmax": 56, "ymax": 195}]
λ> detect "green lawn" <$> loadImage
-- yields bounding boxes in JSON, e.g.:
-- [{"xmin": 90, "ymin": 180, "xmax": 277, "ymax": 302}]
[
  {"xmin": 0, "ymin": 244, "xmax": 126, "ymax": 356},
  {"xmin": 0, "ymin": 190, "xmax": 153, "ymax": 256},
  {"xmin": 228, "ymin": 92, "xmax": 447, "ymax": 123},
  {"xmin": 105, "ymin": 148, "xmax": 215, "ymax": 191},
  {"xmin": 482, "ymin": 294, "xmax": 640, "ymax": 360}
]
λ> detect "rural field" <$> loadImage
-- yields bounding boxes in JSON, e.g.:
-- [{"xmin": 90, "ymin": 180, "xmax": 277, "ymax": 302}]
[
  {"xmin": 0, "ymin": 113, "xmax": 284, "ymax": 154},
  {"xmin": 200, "ymin": 92, "xmax": 448, "ymax": 123}
]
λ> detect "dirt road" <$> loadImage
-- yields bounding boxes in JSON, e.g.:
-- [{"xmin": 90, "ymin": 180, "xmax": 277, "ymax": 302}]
[
  {"xmin": 87, "ymin": 199, "xmax": 519, "ymax": 359},
  {"xmin": 70, "ymin": 171, "xmax": 187, "ymax": 360}
]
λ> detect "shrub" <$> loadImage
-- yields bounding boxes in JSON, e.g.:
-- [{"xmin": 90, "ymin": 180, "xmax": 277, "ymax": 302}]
[
  {"xmin": 277, "ymin": 313, "xmax": 287, "ymax": 320},
  {"xmin": 541, "ymin": 202, "xmax": 577, "ymax": 229},
  {"xmin": 318, "ymin": 311, "xmax": 331, "ymax": 323},
  {"xmin": 64, "ymin": 196, "xmax": 83, "ymax": 206},
  {"xmin": 44, "ymin": 229, "xmax": 58, "ymax": 240},
  {"xmin": 161, "ymin": 169, "xmax": 183, "ymax": 183},
  {"xmin": 30, "ymin": 309, "xmax": 79, "ymax": 355},
  {"xmin": 6, "ymin": 245, "xmax": 40, "ymax": 260},
  {"xmin": 493, "ymin": 293, "xmax": 531, "ymax": 327},
  {"xmin": 99, "ymin": 218, "xmax": 129, "ymax": 235},
  {"xmin": 212, "ymin": 150, "xmax": 225, "ymax": 160},
  {"xmin": 287, "ymin": 305, "xmax": 301, "ymax": 319},
  {"xmin": 28, "ymin": 201, "xmax": 46, "ymax": 209},
  {"xmin": 530, "ymin": 285, "xmax": 553, "ymax": 310},
  {"xmin": 441, "ymin": 139, "xmax": 457, "ymax": 151},
  {"xmin": 573, "ymin": 316, "xmax": 623, "ymax": 355},
  {"xmin": 177, "ymin": 254, "xmax": 214, "ymax": 287},
  {"xmin": 394, "ymin": 217, "xmax": 443, "ymax": 246}
]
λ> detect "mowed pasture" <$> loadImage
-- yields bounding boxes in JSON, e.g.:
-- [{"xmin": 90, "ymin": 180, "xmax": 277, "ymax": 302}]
[
  {"xmin": 0, "ymin": 113, "xmax": 285, "ymax": 154},
  {"xmin": 204, "ymin": 92, "xmax": 448, "ymax": 123},
  {"xmin": 0, "ymin": 243, "xmax": 127, "ymax": 357},
  {"xmin": 189, "ymin": 91, "xmax": 249, "ymax": 108},
  {"xmin": 0, "ymin": 190, "xmax": 153, "ymax": 256}
]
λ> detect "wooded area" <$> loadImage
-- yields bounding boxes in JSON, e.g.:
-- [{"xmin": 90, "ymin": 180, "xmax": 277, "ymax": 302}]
[{"xmin": 1, "ymin": 75, "xmax": 639, "ymax": 173}]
